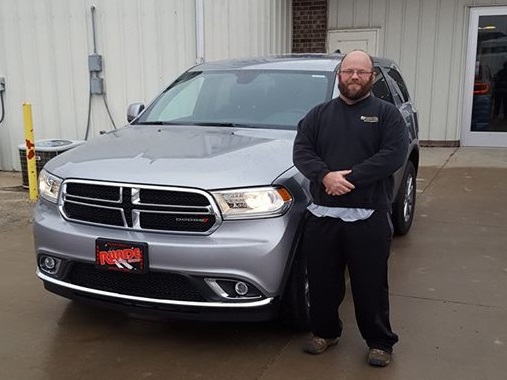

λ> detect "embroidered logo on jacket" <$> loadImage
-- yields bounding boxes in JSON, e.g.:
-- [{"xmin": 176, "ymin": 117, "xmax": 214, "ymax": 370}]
[{"xmin": 360, "ymin": 116, "xmax": 379, "ymax": 123}]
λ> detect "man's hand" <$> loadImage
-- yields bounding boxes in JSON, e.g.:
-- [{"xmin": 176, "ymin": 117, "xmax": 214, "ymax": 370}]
[{"xmin": 322, "ymin": 170, "xmax": 355, "ymax": 196}]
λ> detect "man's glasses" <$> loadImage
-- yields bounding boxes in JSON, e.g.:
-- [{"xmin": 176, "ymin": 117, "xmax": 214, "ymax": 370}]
[{"xmin": 339, "ymin": 69, "xmax": 374, "ymax": 78}]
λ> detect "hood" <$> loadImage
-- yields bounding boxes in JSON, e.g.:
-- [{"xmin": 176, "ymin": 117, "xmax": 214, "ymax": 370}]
[{"xmin": 45, "ymin": 125, "xmax": 296, "ymax": 189}]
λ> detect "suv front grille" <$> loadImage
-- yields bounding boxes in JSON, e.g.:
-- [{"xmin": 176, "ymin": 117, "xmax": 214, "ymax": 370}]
[{"xmin": 60, "ymin": 180, "xmax": 220, "ymax": 234}]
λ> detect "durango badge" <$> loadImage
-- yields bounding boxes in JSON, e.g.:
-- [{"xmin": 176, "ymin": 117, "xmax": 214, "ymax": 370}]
[{"xmin": 175, "ymin": 217, "xmax": 210, "ymax": 223}]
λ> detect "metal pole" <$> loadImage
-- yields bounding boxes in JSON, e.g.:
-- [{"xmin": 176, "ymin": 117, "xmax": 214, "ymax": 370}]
[
  {"xmin": 23, "ymin": 102, "xmax": 38, "ymax": 200},
  {"xmin": 91, "ymin": 4, "xmax": 98, "ymax": 54},
  {"xmin": 195, "ymin": 0, "xmax": 204, "ymax": 64}
]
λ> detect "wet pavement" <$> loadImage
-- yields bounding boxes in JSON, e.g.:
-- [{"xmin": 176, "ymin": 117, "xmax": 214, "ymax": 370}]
[{"xmin": 1, "ymin": 147, "xmax": 506, "ymax": 380}]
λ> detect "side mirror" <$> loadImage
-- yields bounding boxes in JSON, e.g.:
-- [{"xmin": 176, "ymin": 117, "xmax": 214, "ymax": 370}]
[{"xmin": 126, "ymin": 102, "xmax": 145, "ymax": 123}]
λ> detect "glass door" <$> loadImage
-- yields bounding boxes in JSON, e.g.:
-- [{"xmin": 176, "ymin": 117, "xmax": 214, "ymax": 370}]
[{"xmin": 463, "ymin": 7, "xmax": 507, "ymax": 147}]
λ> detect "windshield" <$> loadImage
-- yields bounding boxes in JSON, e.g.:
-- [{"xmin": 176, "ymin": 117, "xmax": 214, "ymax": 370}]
[{"xmin": 135, "ymin": 70, "xmax": 333, "ymax": 130}]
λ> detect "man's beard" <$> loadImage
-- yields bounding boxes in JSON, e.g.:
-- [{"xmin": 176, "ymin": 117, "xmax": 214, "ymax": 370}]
[{"xmin": 338, "ymin": 77, "xmax": 373, "ymax": 101}]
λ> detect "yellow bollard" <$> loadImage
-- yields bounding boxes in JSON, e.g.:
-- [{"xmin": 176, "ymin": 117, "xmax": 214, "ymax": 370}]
[{"xmin": 23, "ymin": 102, "xmax": 38, "ymax": 200}]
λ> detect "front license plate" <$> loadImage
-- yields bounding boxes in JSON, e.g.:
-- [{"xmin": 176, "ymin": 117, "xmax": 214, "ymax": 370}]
[{"xmin": 95, "ymin": 238, "xmax": 148, "ymax": 274}]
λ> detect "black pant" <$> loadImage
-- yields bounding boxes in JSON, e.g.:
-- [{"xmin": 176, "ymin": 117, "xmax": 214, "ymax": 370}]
[{"xmin": 301, "ymin": 211, "xmax": 399, "ymax": 353}]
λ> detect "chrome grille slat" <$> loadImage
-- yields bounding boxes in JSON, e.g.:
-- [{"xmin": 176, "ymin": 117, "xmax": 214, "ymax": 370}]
[
  {"xmin": 64, "ymin": 194, "xmax": 123, "ymax": 204},
  {"xmin": 60, "ymin": 180, "xmax": 222, "ymax": 234},
  {"xmin": 132, "ymin": 209, "xmax": 214, "ymax": 215},
  {"xmin": 132, "ymin": 200, "xmax": 212, "ymax": 211}
]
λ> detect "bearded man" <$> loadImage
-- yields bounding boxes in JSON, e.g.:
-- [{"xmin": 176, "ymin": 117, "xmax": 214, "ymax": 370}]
[{"xmin": 292, "ymin": 50, "xmax": 408, "ymax": 367}]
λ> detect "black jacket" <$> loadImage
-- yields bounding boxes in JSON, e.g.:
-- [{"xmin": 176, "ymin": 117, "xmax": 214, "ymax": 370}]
[{"xmin": 293, "ymin": 95, "xmax": 408, "ymax": 211}]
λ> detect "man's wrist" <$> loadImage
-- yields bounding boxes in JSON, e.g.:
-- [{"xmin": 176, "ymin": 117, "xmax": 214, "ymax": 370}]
[{"xmin": 318, "ymin": 169, "xmax": 331, "ymax": 184}]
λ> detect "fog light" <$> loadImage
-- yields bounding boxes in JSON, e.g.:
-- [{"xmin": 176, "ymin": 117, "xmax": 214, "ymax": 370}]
[
  {"xmin": 44, "ymin": 257, "xmax": 56, "ymax": 270},
  {"xmin": 39, "ymin": 255, "xmax": 61, "ymax": 274},
  {"xmin": 204, "ymin": 278, "xmax": 262, "ymax": 299},
  {"xmin": 234, "ymin": 281, "xmax": 249, "ymax": 296}
]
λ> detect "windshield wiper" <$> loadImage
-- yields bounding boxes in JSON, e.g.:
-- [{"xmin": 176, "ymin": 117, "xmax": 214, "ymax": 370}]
[
  {"xmin": 192, "ymin": 122, "xmax": 260, "ymax": 128},
  {"xmin": 133, "ymin": 120, "xmax": 261, "ymax": 129},
  {"xmin": 133, "ymin": 121, "xmax": 181, "ymax": 125}
]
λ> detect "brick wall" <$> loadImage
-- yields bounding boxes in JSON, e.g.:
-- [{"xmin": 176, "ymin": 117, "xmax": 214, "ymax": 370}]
[{"xmin": 292, "ymin": 0, "xmax": 328, "ymax": 53}]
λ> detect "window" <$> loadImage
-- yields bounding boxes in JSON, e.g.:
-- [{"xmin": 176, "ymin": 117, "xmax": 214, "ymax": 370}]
[
  {"xmin": 148, "ymin": 75, "xmax": 205, "ymax": 121},
  {"xmin": 385, "ymin": 68, "xmax": 410, "ymax": 103},
  {"xmin": 138, "ymin": 70, "xmax": 332, "ymax": 129},
  {"xmin": 372, "ymin": 69, "xmax": 394, "ymax": 104}
]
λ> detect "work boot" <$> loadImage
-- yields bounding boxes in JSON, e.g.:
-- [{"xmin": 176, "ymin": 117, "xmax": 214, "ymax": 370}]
[
  {"xmin": 302, "ymin": 334, "xmax": 339, "ymax": 355},
  {"xmin": 367, "ymin": 348, "xmax": 392, "ymax": 367}
]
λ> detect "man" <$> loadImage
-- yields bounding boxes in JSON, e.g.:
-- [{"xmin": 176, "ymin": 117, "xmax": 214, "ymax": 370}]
[
  {"xmin": 493, "ymin": 61, "xmax": 507, "ymax": 119},
  {"xmin": 292, "ymin": 50, "xmax": 408, "ymax": 367}
]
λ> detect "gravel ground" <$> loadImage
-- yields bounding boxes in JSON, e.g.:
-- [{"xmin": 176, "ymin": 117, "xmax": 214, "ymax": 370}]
[{"xmin": 0, "ymin": 172, "xmax": 35, "ymax": 232}]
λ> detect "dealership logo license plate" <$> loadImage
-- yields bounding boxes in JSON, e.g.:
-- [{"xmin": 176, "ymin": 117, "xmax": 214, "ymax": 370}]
[{"xmin": 95, "ymin": 239, "xmax": 148, "ymax": 274}]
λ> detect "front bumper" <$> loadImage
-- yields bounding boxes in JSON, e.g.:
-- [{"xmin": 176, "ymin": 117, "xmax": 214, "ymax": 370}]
[{"xmin": 34, "ymin": 198, "xmax": 304, "ymax": 321}]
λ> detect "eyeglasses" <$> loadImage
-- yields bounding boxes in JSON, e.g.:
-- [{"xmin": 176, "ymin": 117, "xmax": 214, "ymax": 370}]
[{"xmin": 339, "ymin": 69, "xmax": 374, "ymax": 78}]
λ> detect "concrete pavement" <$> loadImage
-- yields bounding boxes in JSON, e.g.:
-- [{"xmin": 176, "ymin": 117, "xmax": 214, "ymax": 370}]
[{"xmin": 0, "ymin": 147, "xmax": 506, "ymax": 379}]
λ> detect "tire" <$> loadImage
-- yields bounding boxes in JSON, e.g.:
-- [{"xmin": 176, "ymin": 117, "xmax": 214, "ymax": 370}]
[
  {"xmin": 392, "ymin": 161, "xmax": 416, "ymax": 236},
  {"xmin": 279, "ymin": 254, "xmax": 310, "ymax": 331}
]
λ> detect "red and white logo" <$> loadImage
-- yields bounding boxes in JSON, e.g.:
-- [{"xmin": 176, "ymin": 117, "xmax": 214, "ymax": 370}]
[{"xmin": 98, "ymin": 248, "xmax": 142, "ymax": 270}]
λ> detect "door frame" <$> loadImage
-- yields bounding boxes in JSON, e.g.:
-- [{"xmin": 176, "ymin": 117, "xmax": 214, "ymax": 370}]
[
  {"xmin": 327, "ymin": 28, "xmax": 379, "ymax": 56},
  {"xmin": 462, "ymin": 6, "xmax": 507, "ymax": 147}
]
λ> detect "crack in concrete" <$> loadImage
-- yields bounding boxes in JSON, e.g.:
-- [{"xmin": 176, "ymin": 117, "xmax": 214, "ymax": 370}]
[
  {"xmin": 391, "ymin": 292, "xmax": 500, "ymax": 309},
  {"xmin": 256, "ymin": 334, "xmax": 295, "ymax": 380},
  {"xmin": 418, "ymin": 147, "xmax": 459, "ymax": 196}
]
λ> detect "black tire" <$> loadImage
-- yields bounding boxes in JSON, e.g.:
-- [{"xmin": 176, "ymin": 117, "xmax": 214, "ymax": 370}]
[
  {"xmin": 392, "ymin": 161, "xmax": 416, "ymax": 236},
  {"xmin": 279, "ymin": 254, "xmax": 310, "ymax": 331}
]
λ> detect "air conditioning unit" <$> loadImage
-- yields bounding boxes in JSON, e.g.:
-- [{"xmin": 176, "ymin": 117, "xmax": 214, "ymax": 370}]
[{"xmin": 18, "ymin": 139, "xmax": 85, "ymax": 188}]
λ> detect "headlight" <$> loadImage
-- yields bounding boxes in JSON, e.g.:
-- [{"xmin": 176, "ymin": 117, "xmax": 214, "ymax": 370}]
[
  {"xmin": 212, "ymin": 186, "xmax": 292, "ymax": 219},
  {"xmin": 38, "ymin": 169, "xmax": 62, "ymax": 204}
]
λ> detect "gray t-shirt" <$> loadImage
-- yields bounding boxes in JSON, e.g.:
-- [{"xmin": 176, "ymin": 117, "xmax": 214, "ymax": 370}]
[{"xmin": 307, "ymin": 203, "xmax": 374, "ymax": 222}]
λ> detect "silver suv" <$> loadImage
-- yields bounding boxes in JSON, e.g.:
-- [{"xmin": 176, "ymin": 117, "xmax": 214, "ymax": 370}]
[{"xmin": 34, "ymin": 54, "xmax": 419, "ymax": 327}]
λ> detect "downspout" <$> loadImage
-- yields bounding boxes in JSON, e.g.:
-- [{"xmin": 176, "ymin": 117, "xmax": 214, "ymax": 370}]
[{"xmin": 195, "ymin": 0, "xmax": 205, "ymax": 64}]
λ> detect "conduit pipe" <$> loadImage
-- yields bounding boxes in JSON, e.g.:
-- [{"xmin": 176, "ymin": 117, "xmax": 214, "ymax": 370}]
[{"xmin": 195, "ymin": 0, "xmax": 205, "ymax": 64}]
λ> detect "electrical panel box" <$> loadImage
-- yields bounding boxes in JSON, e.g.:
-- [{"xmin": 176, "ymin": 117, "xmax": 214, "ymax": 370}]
[
  {"xmin": 88, "ymin": 54, "xmax": 103, "ymax": 72},
  {"xmin": 90, "ymin": 77, "xmax": 104, "ymax": 95}
]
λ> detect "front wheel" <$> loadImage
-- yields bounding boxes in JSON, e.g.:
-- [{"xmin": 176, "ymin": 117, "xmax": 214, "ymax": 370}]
[
  {"xmin": 279, "ymin": 254, "xmax": 310, "ymax": 331},
  {"xmin": 392, "ymin": 161, "xmax": 416, "ymax": 236}
]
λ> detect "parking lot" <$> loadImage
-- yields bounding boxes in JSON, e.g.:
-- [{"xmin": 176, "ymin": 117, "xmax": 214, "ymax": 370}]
[{"xmin": 1, "ymin": 147, "xmax": 506, "ymax": 380}]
